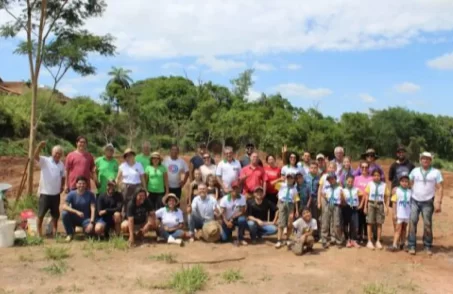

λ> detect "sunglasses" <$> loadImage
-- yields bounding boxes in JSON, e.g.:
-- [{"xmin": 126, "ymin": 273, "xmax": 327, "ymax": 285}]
[
  {"xmin": 361, "ymin": 166, "xmax": 368, "ymax": 169},
  {"xmin": 366, "ymin": 154, "xmax": 376, "ymax": 157},
  {"xmin": 203, "ymin": 157, "xmax": 210, "ymax": 159}
]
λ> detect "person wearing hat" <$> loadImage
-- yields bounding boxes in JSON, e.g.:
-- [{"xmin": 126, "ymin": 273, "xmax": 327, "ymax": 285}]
[
  {"xmin": 354, "ymin": 148, "xmax": 385, "ymax": 181},
  {"xmin": 145, "ymin": 152, "xmax": 169, "ymax": 210},
  {"xmin": 95, "ymin": 180, "xmax": 123, "ymax": 236},
  {"xmin": 94, "ymin": 143, "xmax": 119, "ymax": 196},
  {"xmin": 156, "ymin": 193, "xmax": 185, "ymax": 245},
  {"xmin": 388, "ymin": 146, "xmax": 415, "ymax": 205},
  {"xmin": 162, "ymin": 144, "xmax": 189, "ymax": 200},
  {"xmin": 407, "ymin": 152, "xmax": 444, "ymax": 256},
  {"xmin": 321, "ymin": 173, "xmax": 344, "ymax": 249},
  {"xmin": 275, "ymin": 174, "xmax": 298, "ymax": 249},
  {"xmin": 246, "ymin": 186, "xmax": 278, "ymax": 244},
  {"xmin": 135, "ymin": 141, "xmax": 152, "ymax": 171},
  {"xmin": 219, "ymin": 180, "xmax": 248, "ymax": 246},
  {"xmin": 388, "ymin": 172, "xmax": 412, "ymax": 252},
  {"xmin": 33, "ymin": 141, "xmax": 65, "ymax": 237},
  {"xmin": 190, "ymin": 143, "xmax": 215, "ymax": 181},
  {"xmin": 187, "ymin": 183, "xmax": 220, "ymax": 242},
  {"xmin": 0, "ymin": 183, "xmax": 12, "ymax": 216},
  {"xmin": 116, "ymin": 148, "xmax": 146, "ymax": 215},
  {"xmin": 65, "ymin": 136, "xmax": 95, "ymax": 192},
  {"xmin": 316, "ymin": 154, "xmax": 327, "ymax": 175}
]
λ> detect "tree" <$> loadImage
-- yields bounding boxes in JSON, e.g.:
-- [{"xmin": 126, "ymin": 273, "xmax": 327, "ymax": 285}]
[
  {"xmin": 230, "ymin": 69, "xmax": 254, "ymax": 100},
  {"xmin": 0, "ymin": 0, "xmax": 114, "ymax": 195},
  {"xmin": 105, "ymin": 67, "xmax": 133, "ymax": 111}
]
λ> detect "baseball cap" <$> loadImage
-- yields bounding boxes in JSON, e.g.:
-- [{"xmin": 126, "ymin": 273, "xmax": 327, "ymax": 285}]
[
  {"xmin": 420, "ymin": 152, "xmax": 433, "ymax": 159},
  {"xmin": 398, "ymin": 172, "xmax": 410, "ymax": 181},
  {"xmin": 231, "ymin": 180, "xmax": 240, "ymax": 188},
  {"xmin": 316, "ymin": 154, "xmax": 325, "ymax": 160}
]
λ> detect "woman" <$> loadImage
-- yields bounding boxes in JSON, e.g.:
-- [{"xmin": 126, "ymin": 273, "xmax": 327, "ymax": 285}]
[
  {"xmin": 116, "ymin": 148, "xmax": 146, "ymax": 214},
  {"xmin": 338, "ymin": 156, "xmax": 354, "ymax": 187},
  {"xmin": 145, "ymin": 152, "xmax": 169, "ymax": 210},
  {"xmin": 95, "ymin": 180, "xmax": 123, "ymax": 237},
  {"xmin": 62, "ymin": 176, "xmax": 96, "ymax": 242},
  {"xmin": 156, "ymin": 194, "xmax": 185, "ymax": 245},
  {"xmin": 281, "ymin": 151, "xmax": 303, "ymax": 179},
  {"xmin": 354, "ymin": 148, "xmax": 385, "ymax": 181},
  {"xmin": 263, "ymin": 154, "xmax": 281, "ymax": 220},
  {"xmin": 199, "ymin": 152, "xmax": 217, "ymax": 183},
  {"xmin": 353, "ymin": 161, "xmax": 372, "ymax": 244},
  {"xmin": 121, "ymin": 188, "xmax": 155, "ymax": 246}
]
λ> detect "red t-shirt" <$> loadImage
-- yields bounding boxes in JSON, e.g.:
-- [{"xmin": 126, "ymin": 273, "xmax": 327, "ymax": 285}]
[
  {"xmin": 264, "ymin": 165, "xmax": 281, "ymax": 194},
  {"xmin": 66, "ymin": 151, "xmax": 95, "ymax": 189},
  {"xmin": 240, "ymin": 165, "xmax": 267, "ymax": 194}
]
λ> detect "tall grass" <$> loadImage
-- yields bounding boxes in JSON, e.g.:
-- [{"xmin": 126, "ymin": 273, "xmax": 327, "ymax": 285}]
[
  {"xmin": 7, "ymin": 193, "xmax": 39, "ymax": 220},
  {"xmin": 168, "ymin": 265, "xmax": 208, "ymax": 294}
]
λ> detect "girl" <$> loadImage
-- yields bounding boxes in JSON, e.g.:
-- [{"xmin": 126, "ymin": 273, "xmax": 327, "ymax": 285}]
[
  {"xmin": 339, "ymin": 156, "xmax": 354, "ymax": 187},
  {"xmin": 156, "ymin": 194, "xmax": 185, "ymax": 245},
  {"xmin": 206, "ymin": 174, "xmax": 219, "ymax": 200},
  {"xmin": 388, "ymin": 173, "xmax": 412, "ymax": 252},
  {"xmin": 321, "ymin": 173, "xmax": 344, "ymax": 249},
  {"xmin": 342, "ymin": 175, "xmax": 362, "ymax": 248},
  {"xmin": 188, "ymin": 169, "xmax": 203, "ymax": 205},
  {"xmin": 275, "ymin": 174, "xmax": 299, "ymax": 249},
  {"xmin": 353, "ymin": 161, "xmax": 372, "ymax": 244},
  {"xmin": 281, "ymin": 151, "xmax": 303, "ymax": 180},
  {"xmin": 364, "ymin": 169, "xmax": 390, "ymax": 250}
]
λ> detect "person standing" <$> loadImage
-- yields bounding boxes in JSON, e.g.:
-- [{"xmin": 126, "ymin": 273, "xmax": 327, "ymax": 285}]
[
  {"xmin": 216, "ymin": 146, "xmax": 241, "ymax": 194},
  {"xmin": 199, "ymin": 152, "xmax": 217, "ymax": 183},
  {"xmin": 162, "ymin": 145, "xmax": 189, "ymax": 200},
  {"xmin": 331, "ymin": 146, "xmax": 345, "ymax": 177},
  {"xmin": 145, "ymin": 152, "xmax": 169, "ymax": 210},
  {"xmin": 190, "ymin": 143, "xmax": 214, "ymax": 180},
  {"xmin": 317, "ymin": 154, "xmax": 327, "ymax": 175},
  {"xmin": 240, "ymin": 143, "xmax": 261, "ymax": 167},
  {"xmin": 297, "ymin": 151, "xmax": 311, "ymax": 175},
  {"xmin": 116, "ymin": 148, "xmax": 146, "ymax": 210},
  {"xmin": 354, "ymin": 148, "xmax": 385, "ymax": 181},
  {"xmin": 408, "ymin": 152, "xmax": 444, "ymax": 256},
  {"xmin": 353, "ymin": 161, "xmax": 373, "ymax": 244},
  {"xmin": 65, "ymin": 136, "xmax": 95, "ymax": 192},
  {"xmin": 388, "ymin": 146, "xmax": 415, "ymax": 193},
  {"xmin": 135, "ymin": 141, "xmax": 151, "ymax": 171},
  {"xmin": 34, "ymin": 141, "xmax": 65, "ymax": 237},
  {"xmin": 94, "ymin": 144, "xmax": 119, "ymax": 195},
  {"xmin": 239, "ymin": 152, "xmax": 267, "ymax": 199},
  {"xmin": 263, "ymin": 154, "xmax": 281, "ymax": 220},
  {"xmin": 281, "ymin": 151, "xmax": 304, "ymax": 178}
]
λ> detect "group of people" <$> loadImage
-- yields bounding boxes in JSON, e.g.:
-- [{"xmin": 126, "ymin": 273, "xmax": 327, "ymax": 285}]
[{"xmin": 34, "ymin": 137, "xmax": 444, "ymax": 255}]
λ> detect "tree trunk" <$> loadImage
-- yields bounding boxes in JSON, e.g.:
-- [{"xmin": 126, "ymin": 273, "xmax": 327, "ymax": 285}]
[{"xmin": 26, "ymin": 82, "xmax": 38, "ymax": 195}]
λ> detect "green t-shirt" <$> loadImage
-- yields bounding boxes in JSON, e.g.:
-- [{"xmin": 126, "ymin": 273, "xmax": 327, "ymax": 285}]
[
  {"xmin": 145, "ymin": 165, "xmax": 167, "ymax": 193},
  {"xmin": 136, "ymin": 153, "xmax": 151, "ymax": 170},
  {"xmin": 95, "ymin": 156, "xmax": 119, "ymax": 194}
]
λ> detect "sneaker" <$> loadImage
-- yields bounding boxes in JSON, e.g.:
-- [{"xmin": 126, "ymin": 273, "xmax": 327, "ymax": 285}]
[
  {"xmin": 65, "ymin": 235, "xmax": 73, "ymax": 243},
  {"xmin": 346, "ymin": 241, "xmax": 352, "ymax": 248},
  {"xmin": 425, "ymin": 248, "xmax": 433, "ymax": 256},
  {"xmin": 351, "ymin": 241, "xmax": 361, "ymax": 248},
  {"xmin": 366, "ymin": 241, "xmax": 375, "ymax": 250},
  {"xmin": 375, "ymin": 241, "xmax": 383, "ymax": 250},
  {"xmin": 399, "ymin": 243, "xmax": 405, "ymax": 251},
  {"xmin": 189, "ymin": 237, "xmax": 195, "ymax": 243},
  {"xmin": 387, "ymin": 245, "xmax": 398, "ymax": 252},
  {"xmin": 240, "ymin": 240, "xmax": 248, "ymax": 246},
  {"xmin": 275, "ymin": 241, "xmax": 282, "ymax": 249},
  {"xmin": 286, "ymin": 240, "xmax": 292, "ymax": 247},
  {"xmin": 322, "ymin": 243, "xmax": 329, "ymax": 249},
  {"xmin": 408, "ymin": 248, "xmax": 416, "ymax": 255}
]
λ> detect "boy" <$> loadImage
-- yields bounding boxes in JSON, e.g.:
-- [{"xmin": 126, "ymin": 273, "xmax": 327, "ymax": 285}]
[
  {"xmin": 321, "ymin": 173, "xmax": 343, "ymax": 249},
  {"xmin": 364, "ymin": 169, "xmax": 390, "ymax": 250},
  {"xmin": 318, "ymin": 162, "xmax": 338, "ymax": 244},
  {"xmin": 305, "ymin": 161, "xmax": 321, "ymax": 240},
  {"xmin": 292, "ymin": 209, "xmax": 317, "ymax": 255},
  {"xmin": 296, "ymin": 172, "xmax": 311, "ymax": 210},
  {"xmin": 388, "ymin": 172, "xmax": 412, "ymax": 252},
  {"xmin": 219, "ymin": 181, "xmax": 248, "ymax": 246},
  {"xmin": 275, "ymin": 174, "xmax": 298, "ymax": 249}
]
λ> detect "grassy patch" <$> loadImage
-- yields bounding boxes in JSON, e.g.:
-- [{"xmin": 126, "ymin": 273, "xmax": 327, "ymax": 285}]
[
  {"xmin": 50, "ymin": 286, "xmax": 65, "ymax": 294},
  {"xmin": 42, "ymin": 261, "xmax": 69, "ymax": 276},
  {"xmin": 167, "ymin": 265, "xmax": 208, "ymax": 294},
  {"xmin": 15, "ymin": 235, "xmax": 44, "ymax": 247},
  {"xmin": 44, "ymin": 246, "xmax": 71, "ymax": 261},
  {"xmin": 69, "ymin": 284, "xmax": 84, "ymax": 293},
  {"xmin": 221, "ymin": 269, "xmax": 243, "ymax": 284},
  {"xmin": 7, "ymin": 194, "xmax": 39, "ymax": 220},
  {"xmin": 82, "ymin": 235, "xmax": 128, "ymax": 252},
  {"xmin": 18, "ymin": 254, "xmax": 35, "ymax": 263},
  {"xmin": 398, "ymin": 281, "xmax": 420, "ymax": 292},
  {"xmin": 149, "ymin": 253, "xmax": 177, "ymax": 264},
  {"xmin": 363, "ymin": 283, "xmax": 396, "ymax": 294}
]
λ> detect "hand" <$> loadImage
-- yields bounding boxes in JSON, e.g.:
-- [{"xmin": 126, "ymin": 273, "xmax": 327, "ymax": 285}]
[
  {"xmin": 434, "ymin": 201, "xmax": 442, "ymax": 213},
  {"xmin": 99, "ymin": 210, "xmax": 107, "ymax": 216},
  {"xmin": 186, "ymin": 206, "xmax": 192, "ymax": 214},
  {"xmin": 257, "ymin": 220, "xmax": 264, "ymax": 227},
  {"xmin": 77, "ymin": 211, "xmax": 84, "ymax": 218},
  {"xmin": 85, "ymin": 223, "xmax": 93, "ymax": 234},
  {"xmin": 128, "ymin": 236, "xmax": 135, "ymax": 247},
  {"xmin": 227, "ymin": 221, "xmax": 233, "ymax": 229},
  {"xmin": 317, "ymin": 202, "xmax": 321, "ymax": 209},
  {"xmin": 38, "ymin": 141, "xmax": 46, "ymax": 149},
  {"xmin": 281, "ymin": 145, "xmax": 287, "ymax": 153}
]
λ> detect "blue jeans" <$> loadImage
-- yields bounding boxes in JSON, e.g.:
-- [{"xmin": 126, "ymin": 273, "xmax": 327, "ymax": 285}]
[
  {"xmin": 159, "ymin": 228, "xmax": 185, "ymax": 240},
  {"xmin": 188, "ymin": 214, "xmax": 208, "ymax": 234},
  {"xmin": 62, "ymin": 211, "xmax": 91, "ymax": 236},
  {"xmin": 221, "ymin": 216, "xmax": 247, "ymax": 242},
  {"xmin": 408, "ymin": 198, "xmax": 434, "ymax": 250},
  {"xmin": 247, "ymin": 220, "xmax": 277, "ymax": 241}
]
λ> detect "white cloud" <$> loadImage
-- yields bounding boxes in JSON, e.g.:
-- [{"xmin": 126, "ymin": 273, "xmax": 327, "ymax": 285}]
[
  {"xmin": 359, "ymin": 93, "xmax": 376, "ymax": 103},
  {"xmin": 285, "ymin": 64, "xmax": 302, "ymax": 70},
  {"xmin": 162, "ymin": 62, "xmax": 183, "ymax": 69},
  {"xmin": 272, "ymin": 83, "xmax": 332, "ymax": 99},
  {"xmin": 252, "ymin": 61, "xmax": 275, "ymax": 71},
  {"xmin": 426, "ymin": 52, "xmax": 453, "ymax": 70},
  {"xmin": 247, "ymin": 88, "xmax": 262, "ymax": 101},
  {"xmin": 196, "ymin": 56, "xmax": 246, "ymax": 73},
  {"xmin": 394, "ymin": 82, "xmax": 421, "ymax": 93}
]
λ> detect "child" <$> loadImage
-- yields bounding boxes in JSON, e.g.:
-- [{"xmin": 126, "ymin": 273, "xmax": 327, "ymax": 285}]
[
  {"xmin": 387, "ymin": 172, "xmax": 412, "ymax": 252},
  {"xmin": 206, "ymin": 174, "xmax": 219, "ymax": 200},
  {"xmin": 292, "ymin": 209, "xmax": 317, "ymax": 255},
  {"xmin": 321, "ymin": 173, "xmax": 344, "ymax": 248},
  {"xmin": 275, "ymin": 174, "xmax": 299, "ymax": 249},
  {"xmin": 342, "ymin": 175, "xmax": 362, "ymax": 248},
  {"xmin": 296, "ymin": 172, "xmax": 311, "ymax": 210},
  {"xmin": 318, "ymin": 162, "xmax": 337, "ymax": 244},
  {"xmin": 188, "ymin": 169, "xmax": 203, "ymax": 205},
  {"xmin": 339, "ymin": 156, "xmax": 354, "ymax": 187},
  {"xmin": 364, "ymin": 168, "xmax": 390, "ymax": 250},
  {"xmin": 305, "ymin": 161, "xmax": 321, "ymax": 241}
]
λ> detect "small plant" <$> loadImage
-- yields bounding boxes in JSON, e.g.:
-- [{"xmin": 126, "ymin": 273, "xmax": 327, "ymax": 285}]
[
  {"xmin": 149, "ymin": 253, "xmax": 177, "ymax": 264},
  {"xmin": 168, "ymin": 265, "xmax": 208, "ymax": 294},
  {"xmin": 108, "ymin": 234, "xmax": 128, "ymax": 251},
  {"xmin": 82, "ymin": 235, "xmax": 128, "ymax": 252},
  {"xmin": 69, "ymin": 284, "xmax": 84, "ymax": 293},
  {"xmin": 45, "ymin": 246, "xmax": 71, "ymax": 260},
  {"xmin": 221, "ymin": 269, "xmax": 243, "ymax": 284},
  {"xmin": 363, "ymin": 283, "xmax": 396, "ymax": 294},
  {"xmin": 51, "ymin": 286, "xmax": 65, "ymax": 294},
  {"xmin": 15, "ymin": 235, "xmax": 44, "ymax": 247},
  {"xmin": 42, "ymin": 261, "xmax": 68, "ymax": 276}
]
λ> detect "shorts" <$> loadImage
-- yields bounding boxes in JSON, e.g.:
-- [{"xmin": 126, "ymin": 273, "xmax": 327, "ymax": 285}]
[
  {"xmin": 169, "ymin": 187, "xmax": 182, "ymax": 199},
  {"xmin": 366, "ymin": 202, "xmax": 385, "ymax": 225},
  {"xmin": 277, "ymin": 201, "xmax": 294, "ymax": 228},
  {"xmin": 397, "ymin": 218, "xmax": 409, "ymax": 224},
  {"xmin": 38, "ymin": 194, "xmax": 61, "ymax": 218}
]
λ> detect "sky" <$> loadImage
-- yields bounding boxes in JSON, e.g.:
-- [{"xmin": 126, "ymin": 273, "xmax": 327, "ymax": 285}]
[{"xmin": 1, "ymin": 0, "xmax": 453, "ymax": 118}]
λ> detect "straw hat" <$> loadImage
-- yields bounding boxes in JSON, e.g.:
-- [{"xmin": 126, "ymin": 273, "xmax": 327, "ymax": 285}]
[
  {"xmin": 123, "ymin": 148, "xmax": 136, "ymax": 159},
  {"xmin": 201, "ymin": 221, "xmax": 221, "ymax": 243},
  {"xmin": 162, "ymin": 193, "xmax": 180, "ymax": 205},
  {"xmin": 150, "ymin": 152, "xmax": 161, "ymax": 159},
  {"xmin": 360, "ymin": 148, "xmax": 380, "ymax": 160}
]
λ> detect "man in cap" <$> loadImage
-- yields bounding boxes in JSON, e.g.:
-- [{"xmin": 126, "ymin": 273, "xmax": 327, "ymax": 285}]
[
  {"xmin": 388, "ymin": 145, "xmax": 415, "ymax": 209},
  {"xmin": 66, "ymin": 136, "xmax": 96, "ymax": 192},
  {"xmin": 94, "ymin": 143, "xmax": 119, "ymax": 196},
  {"xmin": 316, "ymin": 154, "xmax": 327, "ymax": 175},
  {"xmin": 135, "ymin": 141, "xmax": 151, "ymax": 170},
  {"xmin": 407, "ymin": 152, "xmax": 444, "ymax": 256},
  {"xmin": 354, "ymin": 148, "xmax": 385, "ymax": 181},
  {"xmin": 190, "ymin": 143, "xmax": 215, "ymax": 181},
  {"xmin": 246, "ymin": 186, "xmax": 278, "ymax": 244}
]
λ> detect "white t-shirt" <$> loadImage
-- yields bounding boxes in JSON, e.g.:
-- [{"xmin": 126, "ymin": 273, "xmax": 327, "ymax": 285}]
[
  {"xmin": 282, "ymin": 165, "xmax": 305, "ymax": 177},
  {"xmin": 200, "ymin": 164, "xmax": 217, "ymax": 183},
  {"xmin": 409, "ymin": 167, "xmax": 443, "ymax": 202},
  {"xmin": 119, "ymin": 162, "xmax": 144, "ymax": 185},
  {"xmin": 163, "ymin": 157, "xmax": 189, "ymax": 188},
  {"xmin": 277, "ymin": 183, "xmax": 298, "ymax": 203},
  {"xmin": 219, "ymin": 194, "xmax": 246, "ymax": 220},
  {"xmin": 325, "ymin": 186, "xmax": 342, "ymax": 205},
  {"xmin": 215, "ymin": 159, "xmax": 241, "ymax": 189},
  {"xmin": 293, "ymin": 218, "xmax": 317, "ymax": 238},
  {"xmin": 155, "ymin": 207, "xmax": 184, "ymax": 228},
  {"xmin": 393, "ymin": 187, "xmax": 412, "ymax": 220},
  {"xmin": 343, "ymin": 187, "xmax": 360, "ymax": 207},
  {"xmin": 38, "ymin": 156, "xmax": 65, "ymax": 195}
]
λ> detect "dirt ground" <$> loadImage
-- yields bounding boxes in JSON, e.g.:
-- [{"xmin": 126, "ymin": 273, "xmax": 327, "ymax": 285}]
[{"xmin": 0, "ymin": 156, "xmax": 453, "ymax": 294}]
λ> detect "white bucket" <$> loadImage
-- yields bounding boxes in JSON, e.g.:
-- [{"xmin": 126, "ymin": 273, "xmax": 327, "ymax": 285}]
[
  {"xmin": 0, "ymin": 215, "xmax": 7, "ymax": 225},
  {"xmin": 0, "ymin": 220, "xmax": 16, "ymax": 248}
]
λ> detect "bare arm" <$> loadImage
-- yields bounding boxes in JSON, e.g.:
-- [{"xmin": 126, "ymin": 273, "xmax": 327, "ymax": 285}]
[
  {"xmin": 189, "ymin": 162, "xmax": 194, "ymax": 182},
  {"xmin": 188, "ymin": 183, "xmax": 194, "ymax": 205},
  {"xmin": 62, "ymin": 203, "xmax": 80, "ymax": 215},
  {"xmin": 128, "ymin": 216, "xmax": 135, "ymax": 241},
  {"xmin": 164, "ymin": 172, "xmax": 169, "ymax": 195},
  {"xmin": 90, "ymin": 203, "xmax": 96, "ymax": 223},
  {"xmin": 33, "ymin": 141, "xmax": 46, "ymax": 162},
  {"xmin": 140, "ymin": 174, "xmax": 146, "ymax": 190},
  {"xmin": 115, "ymin": 170, "xmax": 122, "ymax": 186}
]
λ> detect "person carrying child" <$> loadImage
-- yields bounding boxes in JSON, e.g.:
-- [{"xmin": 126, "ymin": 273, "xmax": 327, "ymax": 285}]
[
  {"xmin": 275, "ymin": 174, "xmax": 299, "ymax": 249},
  {"xmin": 320, "ymin": 172, "xmax": 344, "ymax": 249},
  {"xmin": 342, "ymin": 175, "xmax": 362, "ymax": 248},
  {"xmin": 292, "ymin": 209, "xmax": 317, "ymax": 255}
]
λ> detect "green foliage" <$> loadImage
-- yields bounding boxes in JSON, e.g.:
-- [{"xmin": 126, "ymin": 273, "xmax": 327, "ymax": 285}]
[
  {"xmin": 44, "ymin": 246, "xmax": 71, "ymax": 260},
  {"xmin": 15, "ymin": 235, "xmax": 44, "ymax": 247},
  {"xmin": 149, "ymin": 253, "xmax": 177, "ymax": 264},
  {"xmin": 363, "ymin": 283, "xmax": 396, "ymax": 294},
  {"xmin": 41, "ymin": 261, "xmax": 69, "ymax": 276},
  {"xmin": 168, "ymin": 265, "xmax": 209, "ymax": 294},
  {"xmin": 82, "ymin": 235, "xmax": 128, "ymax": 252},
  {"xmin": 221, "ymin": 269, "xmax": 243, "ymax": 283},
  {"xmin": 7, "ymin": 194, "xmax": 39, "ymax": 220}
]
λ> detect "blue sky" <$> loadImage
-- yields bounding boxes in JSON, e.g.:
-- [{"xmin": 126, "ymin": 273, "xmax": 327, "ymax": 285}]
[{"xmin": 1, "ymin": 0, "xmax": 453, "ymax": 118}]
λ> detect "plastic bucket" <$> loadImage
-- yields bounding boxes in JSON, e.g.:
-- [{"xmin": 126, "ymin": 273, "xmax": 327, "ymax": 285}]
[
  {"xmin": 0, "ymin": 220, "xmax": 16, "ymax": 248},
  {"xmin": 0, "ymin": 215, "xmax": 7, "ymax": 225}
]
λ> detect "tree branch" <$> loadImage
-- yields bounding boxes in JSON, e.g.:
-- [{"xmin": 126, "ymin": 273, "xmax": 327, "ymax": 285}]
[
  {"xmin": 26, "ymin": 0, "xmax": 35, "ymax": 79},
  {"xmin": 42, "ymin": 0, "xmax": 69, "ymax": 45}
]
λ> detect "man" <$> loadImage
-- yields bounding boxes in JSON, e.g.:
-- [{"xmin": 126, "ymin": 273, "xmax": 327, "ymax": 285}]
[
  {"xmin": 297, "ymin": 151, "xmax": 311, "ymax": 175},
  {"xmin": 34, "ymin": 141, "xmax": 65, "ymax": 237},
  {"xmin": 65, "ymin": 136, "xmax": 95, "ymax": 191},
  {"xmin": 240, "ymin": 143, "xmax": 255, "ymax": 168},
  {"xmin": 187, "ymin": 183, "xmax": 219, "ymax": 242},
  {"xmin": 389, "ymin": 145, "xmax": 415, "ymax": 191},
  {"xmin": 331, "ymin": 146, "xmax": 345, "ymax": 177},
  {"xmin": 216, "ymin": 146, "xmax": 241, "ymax": 194},
  {"xmin": 162, "ymin": 145, "xmax": 189, "ymax": 199},
  {"xmin": 246, "ymin": 186, "xmax": 278, "ymax": 244},
  {"xmin": 316, "ymin": 154, "xmax": 327, "ymax": 175},
  {"xmin": 408, "ymin": 152, "xmax": 444, "ymax": 256},
  {"xmin": 94, "ymin": 144, "xmax": 119, "ymax": 195},
  {"xmin": 354, "ymin": 148, "xmax": 385, "ymax": 181},
  {"xmin": 189, "ymin": 143, "xmax": 214, "ymax": 180},
  {"xmin": 135, "ymin": 141, "xmax": 151, "ymax": 170},
  {"xmin": 239, "ymin": 152, "xmax": 267, "ymax": 199}
]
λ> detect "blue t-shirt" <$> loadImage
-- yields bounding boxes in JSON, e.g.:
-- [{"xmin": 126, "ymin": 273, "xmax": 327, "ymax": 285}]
[{"xmin": 65, "ymin": 190, "xmax": 96, "ymax": 219}]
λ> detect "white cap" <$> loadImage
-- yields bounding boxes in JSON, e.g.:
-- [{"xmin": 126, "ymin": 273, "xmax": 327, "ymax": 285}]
[
  {"xmin": 316, "ymin": 153, "xmax": 325, "ymax": 160},
  {"xmin": 420, "ymin": 152, "xmax": 433, "ymax": 159}
]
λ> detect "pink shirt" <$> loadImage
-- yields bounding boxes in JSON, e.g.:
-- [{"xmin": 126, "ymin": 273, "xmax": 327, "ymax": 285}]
[
  {"xmin": 353, "ymin": 175, "xmax": 372, "ymax": 194},
  {"xmin": 240, "ymin": 165, "xmax": 267, "ymax": 194},
  {"xmin": 66, "ymin": 151, "xmax": 95, "ymax": 190}
]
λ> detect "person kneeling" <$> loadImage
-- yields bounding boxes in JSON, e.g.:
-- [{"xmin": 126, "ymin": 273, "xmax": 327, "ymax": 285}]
[
  {"xmin": 219, "ymin": 181, "xmax": 248, "ymax": 246},
  {"xmin": 247, "ymin": 186, "xmax": 278, "ymax": 244},
  {"xmin": 156, "ymin": 194, "xmax": 185, "ymax": 245},
  {"xmin": 95, "ymin": 180, "xmax": 123, "ymax": 238},
  {"xmin": 292, "ymin": 209, "xmax": 317, "ymax": 255},
  {"xmin": 121, "ymin": 188, "xmax": 155, "ymax": 247}
]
